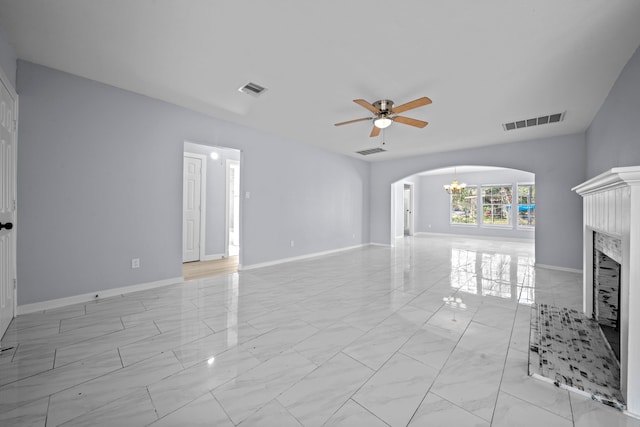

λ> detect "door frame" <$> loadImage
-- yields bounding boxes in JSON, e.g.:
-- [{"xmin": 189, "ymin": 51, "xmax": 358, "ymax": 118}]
[
  {"xmin": 0, "ymin": 65, "xmax": 18, "ymax": 338},
  {"xmin": 404, "ymin": 183, "xmax": 414, "ymax": 236},
  {"xmin": 225, "ymin": 158, "xmax": 240, "ymax": 257},
  {"xmin": 390, "ymin": 180, "xmax": 415, "ymax": 245},
  {"xmin": 183, "ymin": 152, "xmax": 207, "ymax": 262}
]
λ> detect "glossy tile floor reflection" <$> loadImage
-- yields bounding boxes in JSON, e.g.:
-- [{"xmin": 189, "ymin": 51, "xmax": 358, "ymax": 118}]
[{"xmin": 1, "ymin": 235, "xmax": 639, "ymax": 426}]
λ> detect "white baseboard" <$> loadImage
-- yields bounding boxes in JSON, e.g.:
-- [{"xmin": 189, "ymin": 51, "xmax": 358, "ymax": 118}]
[
  {"xmin": 369, "ymin": 242, "xmax": 391, "ymax": 247},
  {"xmin": 202, "ymin": 253, "xmax": 226, "ymax": 261},
  {"xmin": 414, "ymin": 231, "xmax": 534, "ymax": 242},
  {"xmin": 625, "ymin": 409, "xmax": 640, "ymax": 420},
  {"xmin": 239, "ymin": 244, "xmax": 367, "ymax": 271},
  {"xmin": 17, "ymin": 276, "xmax": 184, "ymax": 315},
  {"xmin": 414, "ymin": 233, "xmax": 579, "ymax": 272},
  {"xmin": 534, "ymin": 263, "xmax": 583, "ymax": 274}
]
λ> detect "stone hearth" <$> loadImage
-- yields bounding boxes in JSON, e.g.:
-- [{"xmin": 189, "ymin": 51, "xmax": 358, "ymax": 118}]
[{"xmin": 529, "ymin": 303, "xmax": 624, "ymax": 409}]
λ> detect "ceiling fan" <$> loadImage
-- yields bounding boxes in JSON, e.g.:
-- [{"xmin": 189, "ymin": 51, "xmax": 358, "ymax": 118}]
[{"xmin": 334, "ymin": 97, "xmax": 432, "ymax": 137}]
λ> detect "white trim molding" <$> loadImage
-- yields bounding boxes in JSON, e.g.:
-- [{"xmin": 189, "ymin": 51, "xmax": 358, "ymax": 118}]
[
  {"xmin": 239, "ymin": 244, "xmax": 367, "ymax": 271},
  {"xmin": 415, "ymin": 231, "xmax": 534, "ymax": 243},
  {"xmin": 226, "ymin": 158, "xmax": 240, "ymax": 258},
  {"xmin": 369, "ymin": 242, "xmax": 392, "ymax": 247},
  {"xmin": 203, "ymin": 253, "xmax": 226, "ymax": 261},
  {"xmin": 534, "ymin": 263, "xmax": 582, "ymax": 274},
  {"xmin": 17, "ymin": 276, "xmax": 183, "ymax": 315},
  {"xmin": 572, "ymin": 166, "xmax": 640, "ymax": 195}
]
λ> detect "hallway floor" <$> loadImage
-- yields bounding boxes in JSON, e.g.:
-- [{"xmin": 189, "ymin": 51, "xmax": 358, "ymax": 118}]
[
  {"xmin": 1, "ymin": 235, "xmax": 637, "ymax": 426},
  {"xmin": 183, "ymin": 256, "xmax": 239, "ymax": 281}
]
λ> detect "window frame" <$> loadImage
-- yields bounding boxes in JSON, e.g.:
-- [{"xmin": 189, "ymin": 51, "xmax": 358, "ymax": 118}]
[
  {"xmin": 449, "ymin": 185, "xmax": 478, "ymax": 226},
  {"xmin": 480, "ymin": 184, "xmax": 514, "ymax": 228},
  {"xmin": 516, "ymin": 182, "xmax": 536, "ymax": 229}
]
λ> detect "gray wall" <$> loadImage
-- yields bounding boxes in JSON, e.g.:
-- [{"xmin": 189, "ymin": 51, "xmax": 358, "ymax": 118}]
[
  {"xmin": 12, "ymin": 36, "xmax": 639, "ymax": 305},
  {"xmin": 17, "ymin": 60, "xmax": 370, "ymax": 305},
  {"xmin": 184, "ymin": 141, "xmax": 240, "ymax": 258},
  {"xmin": 586, "ymin": 46, "xmax": 640, "ymax": 178},
  {"xmin": 416, "ymin": 169, "xmax": 535, "ymax": 239},
  {"xmin": 370, "ymin": 133, "xmax": 587, "ymax": 270},
  {"xmin": 0, "ymin": 25, "xmax": 16, "ymax": 87}
]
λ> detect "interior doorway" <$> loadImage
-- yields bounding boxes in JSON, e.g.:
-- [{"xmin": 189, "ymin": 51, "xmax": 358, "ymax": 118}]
[
  {"xmin": 403, "ymin": 183, "xmax": 414, "ymax": 236},
  {"xmin": 182, "ymin": 142, "xmax": 241, "ymax": 278},
  {"xmin": 226, "ymin": 159, "xmax": 240, "ymax": 257},
  {"xmin": 0, "ymin": 69, "xmax": 17, "ymax": 338},
  {"xmin": 390, "ymin": 165, "xmax": 535, "ymax": 248}
]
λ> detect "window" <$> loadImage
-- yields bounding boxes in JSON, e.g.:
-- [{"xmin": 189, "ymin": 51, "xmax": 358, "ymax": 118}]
[
  {"xmin": 450, "ymin": 186, "xmax": 478, "ymax": 224},
  {"xmin": 517, "ymin": 184, "xmax": 535, "ymax": 227},
  {"xmin": 482, "ymin": 185, "xmax": 512, "ymax": 226}
]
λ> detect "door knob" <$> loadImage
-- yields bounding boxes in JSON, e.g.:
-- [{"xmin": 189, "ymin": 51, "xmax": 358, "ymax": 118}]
[{"xmin": 0, "ymin": 222, "xmax": 13, "ymax": 230}]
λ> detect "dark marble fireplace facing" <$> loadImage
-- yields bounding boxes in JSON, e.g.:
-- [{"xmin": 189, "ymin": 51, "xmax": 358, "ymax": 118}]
[{"xmin": 593, "ymin": 232, "xmax": 622, "ymax": 360}]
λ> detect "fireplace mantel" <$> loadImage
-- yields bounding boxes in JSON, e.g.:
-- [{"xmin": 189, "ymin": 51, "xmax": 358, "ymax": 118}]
[
  {"xmin": 573, "ymin": 166, "xmax": 640, "ymax": 418},
  {"xmin": 573, "ymin": 166, "xmax": 640, "ymax": 196}
]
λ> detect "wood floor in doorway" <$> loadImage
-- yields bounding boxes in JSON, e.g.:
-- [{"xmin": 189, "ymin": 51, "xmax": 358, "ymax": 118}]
[{"xmin": 183, "ymin": 256, "xmax": 239, "ymax": 281}]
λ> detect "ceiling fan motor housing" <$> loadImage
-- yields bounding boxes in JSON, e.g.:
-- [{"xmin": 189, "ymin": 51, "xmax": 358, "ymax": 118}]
[{"xmin": 373, "ymin": 99, "xmax": 394, "ymax": 115}]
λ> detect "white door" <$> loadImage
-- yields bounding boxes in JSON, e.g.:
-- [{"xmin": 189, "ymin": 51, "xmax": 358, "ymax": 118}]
[
  {"xmin": 182, "ymin": 155, "xmax": 202, "ymax": 262},
  {"xmin": 0, "ymin": 73, "xmax": 17, "ymax": 338},
  {"xmin": 226, "ymin": 160, "xmax": 240, "ymax": 256},
  {"xmin": 404, "ymin": 184, "xmax": 413, "ymax": 236}
]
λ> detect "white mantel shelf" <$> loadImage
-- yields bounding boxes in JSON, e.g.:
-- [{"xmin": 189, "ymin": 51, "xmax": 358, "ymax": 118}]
[
  {"xmin": 573, "ymin": 166, "xmax": 640, "ymax": 195},
  {"xmin": 573, "ymin": 165, "xmax": 640, "ymax": 418}
]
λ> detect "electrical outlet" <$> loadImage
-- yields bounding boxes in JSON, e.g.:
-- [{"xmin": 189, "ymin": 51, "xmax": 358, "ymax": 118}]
[
  {"xmin": 290, "ymin": 240, "xmax": 295, "ymax": 247},
  {"xmin": 131, "ymin": 258, "xmax": 140, "ymax": 269}
]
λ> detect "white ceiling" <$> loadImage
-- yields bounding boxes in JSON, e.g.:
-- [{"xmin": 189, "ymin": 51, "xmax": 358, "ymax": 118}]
[{"xmin": 1, "ymin": 1, "xmax": 639, "ymax": 161}]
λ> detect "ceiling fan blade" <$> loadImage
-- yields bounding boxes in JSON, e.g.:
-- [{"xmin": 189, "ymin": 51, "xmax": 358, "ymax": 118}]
[
  {"xmin": 370, "ymin": 125, "xmax": 381, "ymax": 137},
  {"xmin": 392, "ymin": 97, "xmax": 432, "ymax": 114},
  {"xmin": 334, "ymin": 117, "xmax": 372, "ymax": 126},
  {"xmin": 354, "ymin": 99, "xmax": 380, "ymax": 114},
  {"xmin": 393, "ymin": 116, "xmax": 429, "ymax": 128}
]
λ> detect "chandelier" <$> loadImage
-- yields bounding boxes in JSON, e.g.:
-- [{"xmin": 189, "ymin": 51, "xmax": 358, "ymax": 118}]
[{"xmin": 443, "ymin": 167, "xmax": 467, "ymax": 194}]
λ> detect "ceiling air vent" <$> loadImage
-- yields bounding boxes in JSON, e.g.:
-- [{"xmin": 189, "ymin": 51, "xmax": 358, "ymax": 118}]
[
  {"xmin": 503, "ymin": 112, "xmax": 565, "ymax": 131},
  {"xmin": 356, "ymin": 147, "xmax": 386, "ymax": 156},
  {"xmin": 238, "ymin": 82, "xmax": 267, "ymax": 97}
]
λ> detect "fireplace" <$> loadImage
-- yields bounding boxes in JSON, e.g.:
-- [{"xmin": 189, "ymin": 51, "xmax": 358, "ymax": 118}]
[
  {"xmin": 573, "ymin": 166, "xmax": 640, "ymax": 418},
  {"xmin": 593, "ymin": 232, "xmax": 621, "ymax": 360}
]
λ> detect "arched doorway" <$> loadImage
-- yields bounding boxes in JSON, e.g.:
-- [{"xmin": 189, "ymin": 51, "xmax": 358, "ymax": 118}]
[{"xmin": 390, "ymin": 165, "xmax": 535, "ymax": 245}]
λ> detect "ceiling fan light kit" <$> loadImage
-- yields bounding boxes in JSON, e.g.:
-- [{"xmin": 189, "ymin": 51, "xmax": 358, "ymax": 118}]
[
  {"xmin": 334, "ymin": 96, "xmax": 432, "ymax": 137},
  {"xmin": 374, "ymin": 117, "xmax": 392, "ymax": 129}
]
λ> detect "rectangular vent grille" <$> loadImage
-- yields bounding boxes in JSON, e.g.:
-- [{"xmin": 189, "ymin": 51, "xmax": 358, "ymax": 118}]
[
  {"xmin": 239, "ymin": 82, "xmax": 267, "ymax": 97},
  {"xmin": 356, "ymin": 147, "xmax": 386, "ymax": 156},
  {"xmin": 503, "ymin": 112, "xmax": 564, "ymax": 131}
]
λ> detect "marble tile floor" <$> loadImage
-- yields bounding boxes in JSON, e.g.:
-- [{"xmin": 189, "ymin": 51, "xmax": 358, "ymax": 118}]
[{"xmin": 1, "ymin": 234, "xmax": 639, "ymax": 426}]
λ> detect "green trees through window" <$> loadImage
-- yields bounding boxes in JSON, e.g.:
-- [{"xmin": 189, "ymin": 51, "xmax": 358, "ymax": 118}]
[
  {"xmin": 449, "ymin": 183, "xmax": 535, "ymax": 229},
  {"xmin": 450, "ymin": 187, "xmax": 478, "ymax": 224},
  {"xmin": 482, "ymin": 185, "xmax": 512, "ymax": 226},
  {"xmin": 517, "ymin": 184, "xmax": 535, "ymax": 227}
]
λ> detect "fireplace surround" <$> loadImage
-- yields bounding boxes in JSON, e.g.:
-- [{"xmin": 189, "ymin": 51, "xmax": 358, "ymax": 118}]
[
  {"xmin": 593, "ymin": 232, "xmax": 622, "ymax": 359},
  {"xmin": 573, "ymin": 166, "xmax": 640, "ymax": 418}
]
